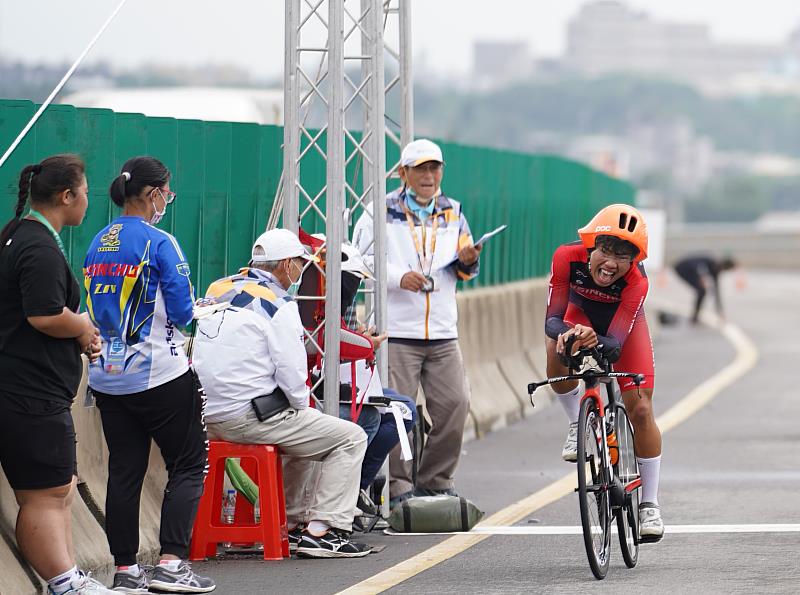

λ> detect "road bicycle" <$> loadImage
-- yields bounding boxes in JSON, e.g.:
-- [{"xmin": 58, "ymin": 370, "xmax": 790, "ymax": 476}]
[{"xmin": 528, "ymin": 337, "xmax": 644, "ymax": 579}]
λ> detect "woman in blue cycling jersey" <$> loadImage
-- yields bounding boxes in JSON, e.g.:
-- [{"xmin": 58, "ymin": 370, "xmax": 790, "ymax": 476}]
[{"xmin": 84, "ymin": 157, "xmax": 214, "ymax": 594}]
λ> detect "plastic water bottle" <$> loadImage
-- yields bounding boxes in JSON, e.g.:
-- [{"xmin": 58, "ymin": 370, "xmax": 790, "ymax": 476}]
[
  {"xmin": 605, "ymin": 423, "xmax": 619, "ymax": 466},
  {"xmin": 221, "ymin": 489, "xmax": 236, "ymax": 548}
]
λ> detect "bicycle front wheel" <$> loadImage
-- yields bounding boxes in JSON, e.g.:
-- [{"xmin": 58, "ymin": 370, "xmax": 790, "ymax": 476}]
[
  {"xmin": 577, "ymin": 398, "xmax": 612, "ymax": 579},
  {"xmin": 614, "ymin": 404, "xmax": 640, "ymax": 569}
]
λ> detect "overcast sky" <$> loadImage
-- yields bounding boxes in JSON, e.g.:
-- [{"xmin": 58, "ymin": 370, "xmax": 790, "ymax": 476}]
[{"xmin": 1, "ymin": 1, "xmax": 799, "ymax": 79}]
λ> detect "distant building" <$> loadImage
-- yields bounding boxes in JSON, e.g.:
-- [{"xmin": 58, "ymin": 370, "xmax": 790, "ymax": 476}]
[
  {"xmin": 472, "ymin": 41, "xmax": 533, "ymax": 90},
  {"xmin": 565, "ymin": 1, "xmax": 794, "ymax": 87}
]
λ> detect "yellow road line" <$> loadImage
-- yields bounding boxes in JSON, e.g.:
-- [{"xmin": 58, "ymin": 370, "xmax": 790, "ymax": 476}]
[{"xmin": 338, "ymin": 321, "xmax": 758, "ymax": 595}]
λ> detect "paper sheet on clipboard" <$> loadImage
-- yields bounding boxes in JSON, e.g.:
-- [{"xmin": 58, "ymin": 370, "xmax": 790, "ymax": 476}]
[
  {"xmin": 339, "ymin": 360, "xmax": 384, "ymax": 404},
  {"xmin": 440, "ymin": 224, "xmax": 507, "ymax": 269},
  {"xmin": 474, "ymin": 224, "xmax": 508, "ymax": 247}
]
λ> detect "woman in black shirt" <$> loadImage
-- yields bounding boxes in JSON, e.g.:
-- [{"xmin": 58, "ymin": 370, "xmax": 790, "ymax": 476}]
[{"xmin": 0, "ymin": 154, "xmax": 112, "ymax": 595}]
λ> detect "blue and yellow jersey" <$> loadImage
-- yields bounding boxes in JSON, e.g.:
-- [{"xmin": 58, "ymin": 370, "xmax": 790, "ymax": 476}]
[{"xmin": 84, "ymin": 216, "xmax": 195, "ymax": 395}]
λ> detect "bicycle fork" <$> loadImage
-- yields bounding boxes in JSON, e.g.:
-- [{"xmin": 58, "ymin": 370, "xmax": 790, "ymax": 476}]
[{"xmin": 583, "ymin": 385, "xmax": 628, "ymax": 509}]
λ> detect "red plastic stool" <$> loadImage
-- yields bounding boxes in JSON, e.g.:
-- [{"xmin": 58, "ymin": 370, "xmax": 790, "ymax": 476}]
[{"xmin": 190, "ymin": 441, "xmax": 289, "ymax": 561}]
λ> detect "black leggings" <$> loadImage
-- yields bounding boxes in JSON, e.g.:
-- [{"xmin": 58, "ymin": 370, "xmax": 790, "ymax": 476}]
[{"xmin": 94, "ymin": 370, "xmax": 208, "ymax": 565}]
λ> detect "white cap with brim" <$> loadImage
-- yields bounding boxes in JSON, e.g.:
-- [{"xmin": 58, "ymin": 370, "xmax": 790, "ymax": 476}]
[
  {"xmin": 400, "ymin": 138, "xmax": 443, "ymax": 167},
  {"xmin": 342, "ymin": 243, "xmax": 373, "ymax": 279},
  {"xmin": 309, "ymin": 233, "xmax": 373, "ymax": 279},
  {"xmin": 251, "ymin": 228, "xmax": 319, "ymax": 263}
]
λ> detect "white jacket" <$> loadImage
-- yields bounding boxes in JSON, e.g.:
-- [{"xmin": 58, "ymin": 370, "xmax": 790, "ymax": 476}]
[{"xmin": 353, "ymin": 189, "xmax": 479, "ymax": 340}]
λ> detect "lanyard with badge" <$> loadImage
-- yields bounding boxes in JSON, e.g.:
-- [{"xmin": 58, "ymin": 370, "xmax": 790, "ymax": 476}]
[
  {"xmin": 400, "ymin": 190, "xmax": 439, "ymax": 292},
  {"xmin": 28, "ymin": 209, "xmax": 67, "ymax": 257}
]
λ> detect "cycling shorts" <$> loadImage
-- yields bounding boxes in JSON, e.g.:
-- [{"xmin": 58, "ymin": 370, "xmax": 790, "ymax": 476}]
[{"xmin": 564, "ymin": 305, "xmax": 655, "ymax": 393}]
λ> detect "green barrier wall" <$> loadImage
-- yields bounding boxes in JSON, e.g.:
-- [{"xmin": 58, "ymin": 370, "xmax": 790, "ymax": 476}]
[{"xmin": 0, "ymin": 99, "xmax": 635, "ymax": 291}]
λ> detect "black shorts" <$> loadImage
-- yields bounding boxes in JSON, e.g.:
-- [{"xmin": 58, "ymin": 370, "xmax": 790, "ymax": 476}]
[{"xmin": 0, "ymin": 395, "xmax": 77, "ymax": 490}]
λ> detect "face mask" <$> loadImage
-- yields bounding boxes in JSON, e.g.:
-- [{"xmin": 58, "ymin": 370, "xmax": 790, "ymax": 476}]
[
  {"xmin": 405, "ymin": 185, "xmax": 441, "ymax": 201},
  {"xmin": 150, "ymin": 189, "xmax": 168, "ymax": 225},
  {"xmin": 287, "ymin": 260, "xmax": 303, "ymax": 296}
]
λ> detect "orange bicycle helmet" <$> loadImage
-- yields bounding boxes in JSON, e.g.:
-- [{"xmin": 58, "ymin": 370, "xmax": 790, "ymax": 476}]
[{"xmin": 578, "ymin": 204, "xmax": 648, "ymax": 262}]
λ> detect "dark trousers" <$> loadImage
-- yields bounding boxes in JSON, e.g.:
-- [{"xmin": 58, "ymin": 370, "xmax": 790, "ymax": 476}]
[
  {"xmin": 674, "ymin": 266, "xmax": 706, "ymax": 322},
  {"xmin": 360, "ymin": 390, "xmax": 417, "ymax": 490},
  {"xmin": 94, "ymin": 370, "xmax": 208, "ymax": 565}
]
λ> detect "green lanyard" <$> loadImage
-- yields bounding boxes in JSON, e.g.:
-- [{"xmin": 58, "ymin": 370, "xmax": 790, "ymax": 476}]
[{"xmin": 27, "ymin": 209, "xmax": 66, "ymax": 257}]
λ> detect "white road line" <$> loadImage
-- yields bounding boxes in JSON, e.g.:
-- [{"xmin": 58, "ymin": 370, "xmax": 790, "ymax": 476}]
[
  {"xmin": 386, "ymin": 524, "xmax": 800, "ymax": 536},
  {"xmin": 338, "ymin": 318, "xmax": 759, "ymax": 595}
]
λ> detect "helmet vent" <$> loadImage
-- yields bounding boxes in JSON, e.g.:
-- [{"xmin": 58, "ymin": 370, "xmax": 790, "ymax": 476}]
[
  {"xmin": 627, "ymin": 216, "xmax": 638, "ymax": 232},
  {"xmin": 618, "ymin": 213, "xmax": 628, "ymax": 229}
]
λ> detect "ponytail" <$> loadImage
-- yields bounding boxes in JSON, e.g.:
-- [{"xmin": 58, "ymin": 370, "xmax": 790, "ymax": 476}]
[
  {"xmin": 109, "ymin": 157, "xmax": 169, "ymax": 207},
  {"xmin": 1, "ymin": 154, "xmax": 85, "ymax": 251},
  {"xmin": 109, "ymin": 172, "xmax": 128, "ymax": 207}
]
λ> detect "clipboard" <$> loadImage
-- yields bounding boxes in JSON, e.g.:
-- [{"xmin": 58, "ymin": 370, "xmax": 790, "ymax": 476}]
[
  {"xmin": 441, "ymin": 224, "xmax": 507, "ymax": 268},
  {"xmin": 474, "ymin": 224, "xmax": 507, "ymax": 247}
]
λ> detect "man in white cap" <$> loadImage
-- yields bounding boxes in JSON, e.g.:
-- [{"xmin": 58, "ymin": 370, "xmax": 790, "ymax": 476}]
[
  {"xmin": 353, "ymin": 139, "xmax": 481, "ymax": 505},
  {"xmin": 192, "ymin": 228, "xmax": 371, "ymax": 558}
]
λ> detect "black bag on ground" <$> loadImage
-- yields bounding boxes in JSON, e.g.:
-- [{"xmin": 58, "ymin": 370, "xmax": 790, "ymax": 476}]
[{"xmin": 388, "ymin": 495, "xmax": 484, "ymax": 533}]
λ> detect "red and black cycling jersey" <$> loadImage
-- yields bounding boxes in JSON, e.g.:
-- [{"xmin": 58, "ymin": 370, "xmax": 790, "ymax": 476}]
[{"xmin": 545, "ymin": 241, "xmax": 648, "ymax": 360}]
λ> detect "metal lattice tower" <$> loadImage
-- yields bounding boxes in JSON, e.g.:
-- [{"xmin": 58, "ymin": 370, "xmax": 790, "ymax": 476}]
[
  {"xmin": 381, "ymin": 0, "xmax": 413, "ymax": 179},
  {"xmin": 358, "ymin": 1, "xmax": 413, "ymax": 376},
  {"xmin": 282, "ymin": 0, "xmax": 389, "ymax": 414}
]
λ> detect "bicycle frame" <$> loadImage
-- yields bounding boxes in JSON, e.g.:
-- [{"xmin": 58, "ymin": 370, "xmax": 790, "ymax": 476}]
[
  {"xmin": 528, "ymin": 364, "xmax": 644, "ymax": 508},
  {"xmin": 582, "ymin": 374, "xmax": 641, "ymax": 509}
]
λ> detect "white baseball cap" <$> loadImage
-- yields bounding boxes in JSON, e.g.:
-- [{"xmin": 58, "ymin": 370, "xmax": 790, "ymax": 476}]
[
  {"xmin": 309, "ymin": 234, "xmax": 373, "ymax": 279},
  {"xmin": 342, "ymin": 243, "xmax": 373, "ymax": 279},
  {"xmin": 400, "ymin": 139, "xmax": 443, "ymax": 167},
  {"xmin": 251, "ymin": 228, "xmax": 319, "ymax": 263}
]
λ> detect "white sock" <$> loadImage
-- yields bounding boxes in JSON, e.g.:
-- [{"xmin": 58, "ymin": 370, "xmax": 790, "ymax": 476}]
[
  {"xmin": 637, "ymin": 455, "xmax": 662, "ymax": 505},
  {"xmin": 158, "ymin": 559, "xmax": 182, "ymax": 570},
  {"xmin": 117, "ymin": 564, "xmax": 140, "ymax": 574},
  {"xmin": 306, "ymin": 520, "xmax": 330, "ymax": 536},
  {"xmin": 47, "ymin": 566, "xmax": 81, "ymax": 595},
  {"xmin": 556, "ymin": 385, "xmax": 581, "ymax": 424}
]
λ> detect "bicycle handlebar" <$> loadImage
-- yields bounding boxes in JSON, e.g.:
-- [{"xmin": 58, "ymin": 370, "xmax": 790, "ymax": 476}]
[
  {"xmin": 527, "ymin": 370, "xmax": 645, "ymax": 396},
  {"xmin": 559, "ymin": 333, "xmax": 610, "ymax": 372}
]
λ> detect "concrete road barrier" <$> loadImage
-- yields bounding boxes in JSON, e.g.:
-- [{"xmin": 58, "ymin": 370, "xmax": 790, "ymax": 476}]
[
  {"xmin": 0, "ymin": 474, "xmax": 39, "ymax": 594},
  {"xmin": 496, "ymin": 285, "xmax": 544, "ymax": 413},
  {"xmin": 458, "ymin": 288, "xmax": 523, "ymax": 436},
  {"xmin": 456, "ymin": 279, "xmax": 554, "ymax": 435}
]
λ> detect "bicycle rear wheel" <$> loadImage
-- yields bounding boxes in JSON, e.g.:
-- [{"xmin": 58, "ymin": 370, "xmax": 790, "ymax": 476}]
[
  {"xmin": 614, "ymin": 404, "xmax": 640, "ymax": 569},
  {"xmin": 577, "ymin": 398, "xmax": 612, "ymax": 579}
]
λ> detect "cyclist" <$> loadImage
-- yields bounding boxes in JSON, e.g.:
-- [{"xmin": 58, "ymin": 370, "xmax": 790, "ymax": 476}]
[{"xmin": 544, "ymin": 203, "xmax": 663, "ymax": 542}]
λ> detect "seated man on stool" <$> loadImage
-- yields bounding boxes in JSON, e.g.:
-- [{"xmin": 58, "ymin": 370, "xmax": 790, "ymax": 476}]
[{"xmin": 192, "ymin": 229, "xmax": 371, "ymax": 558}]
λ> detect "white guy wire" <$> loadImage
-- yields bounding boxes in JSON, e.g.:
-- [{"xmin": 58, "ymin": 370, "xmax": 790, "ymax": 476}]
[{"xmin": 0, "ymin": 0, "xmax": 130, "ymax": 169}]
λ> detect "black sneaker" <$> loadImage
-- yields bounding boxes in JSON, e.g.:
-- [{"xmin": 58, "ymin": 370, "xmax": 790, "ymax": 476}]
[
  {"xmin": 288, "ymin": 526, "xmax": 304, "ymax": 552},
  {"xmin": 148, "ymin": 561, "xmax": 215, "ymax": 593},
  {"xmin": 111, "ymin": 566, "xmax": 149, "ymax": 594},
  {"xmin": 295, "ymin": 529, "xmax": 372, "ymax": 558}
]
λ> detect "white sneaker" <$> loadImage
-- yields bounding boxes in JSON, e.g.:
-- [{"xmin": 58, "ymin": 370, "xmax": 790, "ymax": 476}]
[
  {"xmin": 52, "ymin": 571, "xmax": 117, "ymax": 594},
  {"xmin": 639, "ymin": 502, "xmax": 664, "ymax": 542},
  {"xmin": 561, "ymin": 422, "xmax": 579, "ymax": 462}
]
